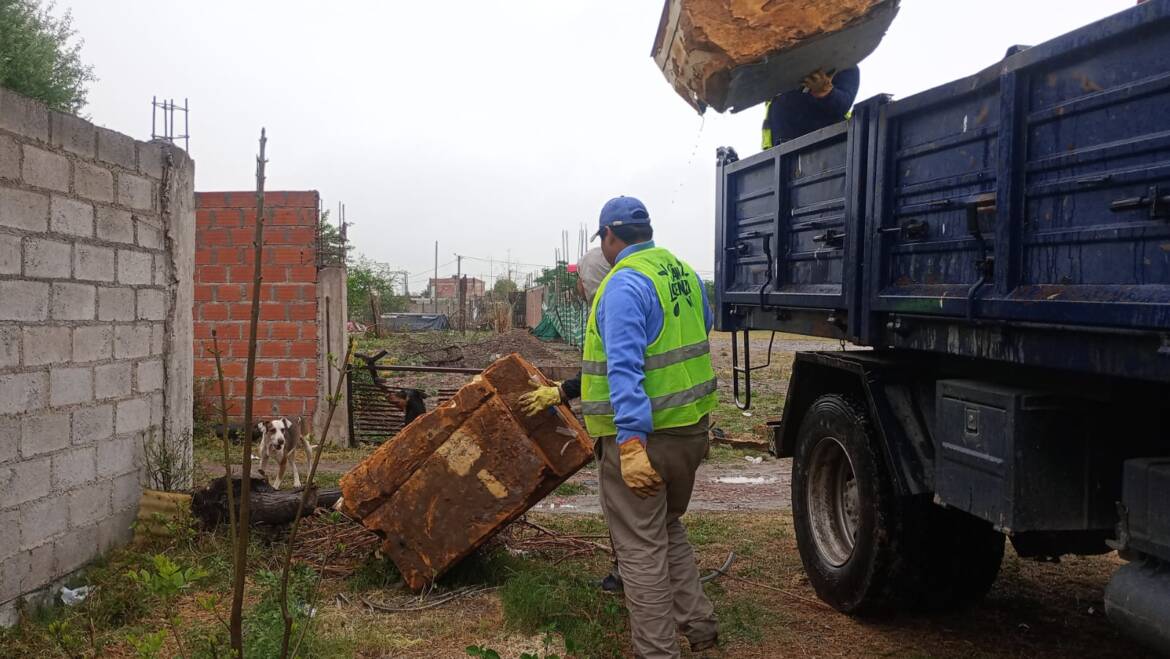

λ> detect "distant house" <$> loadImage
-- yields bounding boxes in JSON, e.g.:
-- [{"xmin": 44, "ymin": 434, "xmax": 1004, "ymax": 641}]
[{"xmin": 428, "ymin": 276, "xmax": 485, "ymax": 299}]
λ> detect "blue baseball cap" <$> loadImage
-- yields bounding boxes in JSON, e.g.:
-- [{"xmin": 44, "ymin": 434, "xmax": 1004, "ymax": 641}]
[{"xmin": 593, "ymin": 196, "xmax": 650, "ymax": 241}]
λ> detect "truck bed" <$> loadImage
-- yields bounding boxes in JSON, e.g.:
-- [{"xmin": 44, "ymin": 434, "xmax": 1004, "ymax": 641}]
[{"xmin": 715, "ymin": 0, "xmax": 1170, "ymax": 381}]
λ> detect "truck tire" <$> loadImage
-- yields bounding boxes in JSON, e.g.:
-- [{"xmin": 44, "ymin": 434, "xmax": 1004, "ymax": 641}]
[
  {"xmin": 911, "ymin": 503, "xmax": 1005, "ymax": 609},
  {"xmin": 791, "ymin": 394, "xmax": 904, "ymax": 613},
  {"xmin": 791, "ymin": 394, "xmax": 1005, "ymax": 613}
]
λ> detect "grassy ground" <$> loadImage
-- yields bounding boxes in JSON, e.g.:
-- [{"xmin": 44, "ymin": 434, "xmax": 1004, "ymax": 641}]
[
  {"xmin": 8, "ymin": 332, "xmax": 1148, "ymax": 657},
  {"xmin": 1, "ymin": 510, "xmax": 1149, "ymax": 658}
]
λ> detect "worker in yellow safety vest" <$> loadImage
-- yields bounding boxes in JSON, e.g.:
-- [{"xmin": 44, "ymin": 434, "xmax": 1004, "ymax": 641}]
[
  {"xmin": 762, "ymin": 67, "xmax": 860, "ymax": 150},
  {"xmin": 581, "ymin": 195, "xmax": 719, "ymax": 658}
]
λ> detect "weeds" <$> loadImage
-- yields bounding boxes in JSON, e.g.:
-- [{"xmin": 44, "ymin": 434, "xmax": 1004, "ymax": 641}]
[
  {"xmin": 552, "ymin": 481, "xmax": 590, "ymax": 497},
  {"xmin": 498, "ymin": 557, "xmax": 626, "ymax": 658},
  {"xmin": 347, "ymin": 555, "xmax": 401, "ymax": 592}
]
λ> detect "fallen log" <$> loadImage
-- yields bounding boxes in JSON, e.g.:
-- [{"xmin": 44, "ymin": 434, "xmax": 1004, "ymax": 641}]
[{"xmin": 191, "ymin": 476, "xmax": 342, "ymax": 529}]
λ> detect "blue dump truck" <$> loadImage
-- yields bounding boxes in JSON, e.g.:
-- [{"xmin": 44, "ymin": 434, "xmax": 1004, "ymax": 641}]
[{"xmin": 713, "ymin": 1, "xmax": 1170, "ymax": 651}]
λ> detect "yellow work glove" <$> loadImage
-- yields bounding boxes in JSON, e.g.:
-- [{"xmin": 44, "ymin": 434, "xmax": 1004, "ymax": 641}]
[
  {"xmin": 619, "ymin": 439, "xmax": 664, "ymax": 498},
  {"xmin": 803, "ymin": 70, "xmax": 834, "ymax": 98},
  {"xmin": 519, "ymin": 383, "xmax": 562, "ymax": 417}
]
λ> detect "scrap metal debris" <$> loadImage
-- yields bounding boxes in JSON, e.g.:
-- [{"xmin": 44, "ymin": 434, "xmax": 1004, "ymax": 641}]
[{"xmin": 341, "ymin": 353, "xmax": 594, "ymax": 591}]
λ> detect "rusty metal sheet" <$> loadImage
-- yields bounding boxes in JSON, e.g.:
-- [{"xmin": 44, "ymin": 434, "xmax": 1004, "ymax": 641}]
[
  {"xmin": 340, "ymin": 353, "xmax": 593, "ymax": 590},
  {"xmin": 652, "ymin": 0, "xmax": 900, "ymax": 113}
]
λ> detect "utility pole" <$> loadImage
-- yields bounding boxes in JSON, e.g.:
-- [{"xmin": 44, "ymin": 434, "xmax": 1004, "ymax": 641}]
[
  {"xmin": 433, "ymin": 241, "xmax": 439, "ymax": 313},
  {"xmin": 455, "ymin": 254, "xmax": 464, "ymax": 333}
]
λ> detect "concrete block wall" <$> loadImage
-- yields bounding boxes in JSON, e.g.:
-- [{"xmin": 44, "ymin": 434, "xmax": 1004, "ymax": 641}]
[
  {"xmin": 193, "ymin": 192, "xmax": 321, "ymax": 421},
  {"xmin": 0, "ymin": 88, "xmax": 195, "ymax": 623}
]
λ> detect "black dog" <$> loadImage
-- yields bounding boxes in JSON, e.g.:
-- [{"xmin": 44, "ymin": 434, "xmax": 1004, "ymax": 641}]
[{"xmin": 386, "ymin": 388, "xmax": 428, "ymax": 426}]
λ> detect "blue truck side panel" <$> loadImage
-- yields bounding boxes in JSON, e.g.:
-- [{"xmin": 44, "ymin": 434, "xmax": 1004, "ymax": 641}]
[{"xmin": 717, "ymin": 0, "xmax": 1170, "ymax": 381}]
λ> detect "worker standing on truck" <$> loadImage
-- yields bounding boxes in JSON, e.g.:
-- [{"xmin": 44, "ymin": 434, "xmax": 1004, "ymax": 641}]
[
  {"xmin": 762, "ymin": 66, "xmax": 861, "ymax": 149},
  {"xmin": 581, "ymin": 196, "xmax": 719, "ymax": 657}
]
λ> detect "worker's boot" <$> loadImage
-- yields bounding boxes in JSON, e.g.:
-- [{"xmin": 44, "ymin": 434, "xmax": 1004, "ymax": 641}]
[{"xmin": 597, "ymin": 562, "xmax": 623, "ymax": 592}]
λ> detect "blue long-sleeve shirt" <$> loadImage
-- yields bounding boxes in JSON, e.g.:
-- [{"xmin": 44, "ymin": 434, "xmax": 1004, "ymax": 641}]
[{"xmin": 595, "ymin": 241, "xmax": 713, "ymax": 445}]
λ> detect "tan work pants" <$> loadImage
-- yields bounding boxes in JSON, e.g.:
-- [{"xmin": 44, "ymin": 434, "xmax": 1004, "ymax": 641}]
[{"xmin": 597, "ymin": 418, "xmax": 718, "ymax": 658}]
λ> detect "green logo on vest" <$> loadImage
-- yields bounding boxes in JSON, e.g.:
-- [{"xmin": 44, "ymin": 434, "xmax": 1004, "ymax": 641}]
[{"xmin": 657, "ymin": 258, "xmax": 693, "ymax": 317}]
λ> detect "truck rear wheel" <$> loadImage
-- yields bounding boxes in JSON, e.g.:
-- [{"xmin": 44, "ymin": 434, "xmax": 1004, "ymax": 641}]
[
  {"xmin": 792, "ymin": 394, "xmax": 902, "ymax": 613},
  {"xmin": 791, "ymin": 394, "xmax": 1004, "ymax": 613}
]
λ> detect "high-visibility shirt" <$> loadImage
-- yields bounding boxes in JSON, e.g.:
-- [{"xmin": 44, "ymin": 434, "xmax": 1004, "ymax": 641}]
[{"xmin": 580, "ymin": 245, "xmax": 717, "ymax": 438}]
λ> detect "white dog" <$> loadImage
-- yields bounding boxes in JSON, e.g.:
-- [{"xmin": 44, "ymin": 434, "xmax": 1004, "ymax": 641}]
[{"xmin": 256, "ymin": 417, "xmax": 316, "ymax": 490}]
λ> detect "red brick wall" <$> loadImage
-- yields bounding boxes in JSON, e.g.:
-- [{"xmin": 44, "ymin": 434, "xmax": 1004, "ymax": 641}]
[{"xmin": 192, "ymin": 191, "xmax": 320, "ymax": 420}]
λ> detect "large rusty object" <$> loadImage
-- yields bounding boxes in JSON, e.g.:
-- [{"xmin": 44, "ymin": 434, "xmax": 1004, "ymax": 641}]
[
  {"xmin": 340, "ymin": 353, "xmax": 593, "ymax": 590},
  {"xmin": 652, "ymin": 0, "xmax": 900, "ymax": 113}
]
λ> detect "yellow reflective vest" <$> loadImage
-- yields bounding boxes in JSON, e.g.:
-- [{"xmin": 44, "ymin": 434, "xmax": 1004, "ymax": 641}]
[{"xmin": 580, "ymin": 246, "xmax": 717, "ymax": 437}]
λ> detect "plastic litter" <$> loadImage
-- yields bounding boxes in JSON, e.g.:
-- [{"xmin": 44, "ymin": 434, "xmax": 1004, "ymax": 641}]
[{"xmin": 60, "ymin": 585, "xmax": 92, "ymax": 606}]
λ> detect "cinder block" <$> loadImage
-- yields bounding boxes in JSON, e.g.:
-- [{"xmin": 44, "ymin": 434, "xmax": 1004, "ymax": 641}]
[
  {"xmin": 116, "ymin": 174, "xmax": 152, "ymax": 211},
  {"xmin": 0, "ymin": 509, "xmax": 18, "ymax": 562},
  {"xmin": 114, "ymin": 324, "xmax": 151, "ymax": 360},
  {"xmin": 0, "ymin": 456, "xmax": 51, "ymax": 507},
  {"xmin": 150, "ymin": 323, "xmax": 165, "ymax": 356},
  {"xmin": 110, "ymin": 470, "xmax": 141, "ymax": 512},
  {"xmin": 136, "ymin": 359, "xmax": 164, "ymax": 393},
  {"xmin": 68, "ymin": 480, "xmax": 111, "ymax": 528},
  {"xmin": 56, "ymin": 524, "xmax": 99, "ymax": 574},
  {"xmin": 50, "ymin": 112, "xmax": 95, "ymax": 157},
  {"xmin": 96, "ymin": 127, "xmax": 136, "ymax": 170},
  {"xmin": 95, "ymin": 206, "xmax": 134, "ymax": 243},
  {"xmin": 136, "ymin": 288, "xmax": 165, "ymax": 321},
  {"xmin": 97, "ymin": 286, "xmax": 135, "ymax": 321},
  {"xmin": 0, "ymin": 187, "xmax": 50, "ymax": 232},
  {"xmin": 21, "ymin": 411, "xmax": 71, "ymax": 457},
  {"xmin": 149, "ymin": 392, "xmax": 164, "ymax": 427},
  {"xmin": 72, "ymin": 404, "xmax": 113, "ymax": 444},
  {"xmin": 52, "ymin": 445, "xmax": 97, "ymax": 490},
  {"xmin": 74, "ymin": 243, "xmax": 115, "ymax": 282},
  {"xmin": 49, "ymin": 366, "xmax": 92, "ymax": 407},
  {"xmin": 115, "ymin": 397, "xmax": 150, "ymax": 434},
  {"xmin": 0, "ymin": 371, "xmax": 47, "ymax": 416},
  {"xmin": 153, "ymin": 254, "xmax": 170, "ymax": 286},
  {"xmin": 21, "ymin": 326, "xmax": 71, "ymax": 366},
  {"xmin": 0, "ymin": 135, "xmax": 18, "ymax": 180},
  {"xmin": 22, "ymin": 237, "xmax": 72, "ymax": 278},
  {"xmin": 0, "ymin": 416, "xmax": 16, "ymax": 463},
  {"xmin": 50, "ymin": 282, "xmax": 96, "ymax": 320},
  {"xmin": 0, "ymin": 233, "xmax": 20, "ymax": 274},
  {"xmin": 73, "ymin": 325, "xmax": 113, "ymax": 362},
  {"xmin": 73, "ymin": 161, "xmax": 113, "ymax": 203},
  {"xmin": 19, "ymin": 494, "xmax": 69, "ymax": 551},
  {"xmin": 14, "ymin": 543, "xmax": 55, "ymax": 598},
  {"xmin": 98, "ymin": 505, "xmax": 136, "ymax": 554},
  {"xmin": 50, "ymin": 195, "xmax": 94, "ymax": 237},
  {"xmin": 116, "ymin": 249, "xmax": 152, "ymax": 285},
  {"xmin": 96, "ymin": 435, "xmax": 136, "ymax": 478},
  {"xmin": 0, "ymin": 280, "xmax": 49, "ymax": 321},
  {"xmin": 136, "ymin": 219, "xmax": 162, "ymax": 250},
  {"xmin": 94, "ymin": 362, "xmax": 132, "ymax": 401},
  {"xmin": 137, "ymin": 142, "xmax": 164, "ymax": 179},
  {"xmin": 21, "ymin": 146, "xmax": 68, "ymax": 192},
  {"xmin": 0, "ymin": 88, "xmax": 50, "ymax": 141},
  {"xmin": 0, "ymin": 327, "xmax": 20, "ymax": 369}
]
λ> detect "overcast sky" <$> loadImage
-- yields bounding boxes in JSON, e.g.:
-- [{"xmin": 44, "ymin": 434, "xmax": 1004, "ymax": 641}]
[{"xmin": 67, "ymin": 0, "xmax": 1134, "ymax": 288}]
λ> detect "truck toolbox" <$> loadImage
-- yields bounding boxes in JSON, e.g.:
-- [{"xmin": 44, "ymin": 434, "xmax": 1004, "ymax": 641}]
[{"xmin": 934, "ymin": 380, "xmax": 1116, "ymax": 534}]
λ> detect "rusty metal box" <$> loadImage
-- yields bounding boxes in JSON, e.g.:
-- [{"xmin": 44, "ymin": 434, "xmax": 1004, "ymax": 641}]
[{"xmin": 340, "ymin": 353, "xmax": 593, "ymax": 590}]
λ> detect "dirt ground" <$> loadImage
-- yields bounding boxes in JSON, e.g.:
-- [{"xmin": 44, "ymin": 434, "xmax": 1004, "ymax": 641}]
[{"xmin": 184, "ymin": 329, "xmax": 1153, "ymax": 658}]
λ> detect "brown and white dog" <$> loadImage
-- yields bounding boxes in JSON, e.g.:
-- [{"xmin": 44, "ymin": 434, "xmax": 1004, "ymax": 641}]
[{"xmin": 256, "ymin": 417, "xmax": 316, "ymax": 490}]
